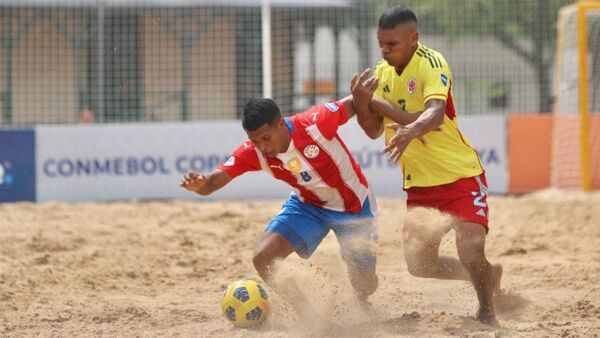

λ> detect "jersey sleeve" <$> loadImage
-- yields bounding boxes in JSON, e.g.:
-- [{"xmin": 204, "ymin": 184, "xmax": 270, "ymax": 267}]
[
  {"xmin": 422, "ymin": 57, "xmax": 452, "ymax": 103},
  {"xmin": 313, "ymin": 101, "xmax": 348, "ymax": 140},
  {"xmin": 217, "ymin": 141, "xmax": 261, "ymax": 179}
]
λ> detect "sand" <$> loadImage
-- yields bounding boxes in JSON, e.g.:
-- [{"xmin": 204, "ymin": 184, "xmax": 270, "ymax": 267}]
[{"xmin": 1, "ymin": 190, "xmax": 600, "ymax": 337}]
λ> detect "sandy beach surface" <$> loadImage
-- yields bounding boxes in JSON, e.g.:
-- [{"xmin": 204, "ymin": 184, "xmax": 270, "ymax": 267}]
[{"xmin": 1, "ymin": 190, "xmax": 599, "ymax": 337}]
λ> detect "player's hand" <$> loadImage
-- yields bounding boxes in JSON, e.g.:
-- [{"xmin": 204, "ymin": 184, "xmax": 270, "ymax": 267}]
[
  {"xmin": 180, "ymin": 171, "xmax": 207, "ymax": 192},
  {"xmin": 382, "ymin": 124, "xmax": 442, "ymax": 161},
  {"xmin": 351, "ymin": 68, "xmax": 378, "ymax": 106},
  {"xmin": 382, "ymin": 123, "xmax": 419, "ymax": 162}
]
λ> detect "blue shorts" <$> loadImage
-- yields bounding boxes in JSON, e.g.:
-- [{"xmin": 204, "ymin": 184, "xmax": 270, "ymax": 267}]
[{"xmin": 265, "ymin": 193, "xmax": 378, "ymax": 270}]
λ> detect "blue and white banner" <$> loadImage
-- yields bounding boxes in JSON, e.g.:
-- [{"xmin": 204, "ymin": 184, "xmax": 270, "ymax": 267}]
[
  {"xmin": 339, "ymin": 115, "xmax": 507, "ymax": 196},
  {"xmin": 1, "ymin": 115, "xmax": 506, "ymax": 203},
  {"xmin": 35, "ymin": 122, "xmax": 289, "ymax": 202},
  {"xmin": 0, "ymin": 130, "xmax": 36, "ymax": 202},
  {"xmin": 457, "ymin": 115, "xmax": 507, "ymax": 194}
]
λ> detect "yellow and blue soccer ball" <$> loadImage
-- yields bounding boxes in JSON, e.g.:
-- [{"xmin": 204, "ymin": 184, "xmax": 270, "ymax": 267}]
[{"xmin": 221, "ymin": 279, "xmax": 269, "ymax": 328}]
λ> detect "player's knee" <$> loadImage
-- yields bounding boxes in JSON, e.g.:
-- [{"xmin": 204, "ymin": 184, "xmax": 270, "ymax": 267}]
[
  {"xmin": 459, "ymin": 254, "xmax": 487, "ymax": 272},
  {"xmin": 456, "ymin": 236, "xmax": 486, "ymax": 269},
  {"xmin": 404, "ymin": 249, "xmax": 431, "ymax": 277},
  {"xmin": 457, "ymin": 245, "xmax": 486, "ymax": 270},
  {"xmin": 404, "ymin": 239, "xmax": 435, "ymax": 278},
  {"xmin": 455, "ymin": 222, "xmax": 486, "ymax": 250},
  {"xmin": 252, "ymin": 249, "xmax": 275, "ymax": 277},
  {"xmin": 405, "ymin": 258, "xmax": 434, "ymax": 278}
]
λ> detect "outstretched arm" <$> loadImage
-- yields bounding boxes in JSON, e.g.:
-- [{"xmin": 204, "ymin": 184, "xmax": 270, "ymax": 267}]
[{"xmin": 180, "ymin": 170, "xmax": 232, "ymax": 196}]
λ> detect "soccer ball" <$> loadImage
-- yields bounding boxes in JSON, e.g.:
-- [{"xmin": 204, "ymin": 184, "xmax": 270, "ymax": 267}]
[{"xmin": 221, "ymin": 279, "xmax": 269, "ymax": 328}]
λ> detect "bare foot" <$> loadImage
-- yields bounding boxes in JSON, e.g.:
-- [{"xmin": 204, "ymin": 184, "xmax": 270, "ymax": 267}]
[
  {"xmin": 476, "ymin": 307, "xmax": 499, "ymax": 326},
  {"xmin": 356, "ymin": 293, "xmax": 375, "ymax": 315},
  {"xmin": 475, "ymin": 263, "xmax": 503, "ymax": 326}
]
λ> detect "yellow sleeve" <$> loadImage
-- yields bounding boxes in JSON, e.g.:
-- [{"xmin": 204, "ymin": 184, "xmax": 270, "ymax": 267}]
[{"xmin": 422, "ymin": 60, "xmax": 452, "ymax": 103}]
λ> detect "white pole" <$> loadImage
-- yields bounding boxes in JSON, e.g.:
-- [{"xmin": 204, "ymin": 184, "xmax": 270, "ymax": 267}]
[
  {"xmin": 261, "ymin": 0, "xmax": 272, "ymax": 98},
  {"xmin": 97, "ymin": 3, "xmax": 105, "ymax": 121}
]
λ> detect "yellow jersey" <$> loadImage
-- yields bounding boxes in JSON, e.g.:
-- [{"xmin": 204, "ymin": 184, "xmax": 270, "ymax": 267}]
[{"xmin": 374, "ymin": 43, "xmax": 483, "ymax": 189}]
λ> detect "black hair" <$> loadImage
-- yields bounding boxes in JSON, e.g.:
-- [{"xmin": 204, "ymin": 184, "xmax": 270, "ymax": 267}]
[
  {"xmin": 242, "ymin": 98, "xmax": 282, "ymax": 131},
  {"xmin": 378, "ymin": 5, "xmax": 418, "ymax": 29}
]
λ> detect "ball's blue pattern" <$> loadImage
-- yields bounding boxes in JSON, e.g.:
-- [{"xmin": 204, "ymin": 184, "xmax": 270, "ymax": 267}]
[{"xmin": 233, "ymin": 286, "xmax": 250, "ymax": 302}]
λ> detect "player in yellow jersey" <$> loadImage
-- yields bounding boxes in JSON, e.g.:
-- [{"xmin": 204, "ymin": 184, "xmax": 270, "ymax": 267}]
[{"xmin": 350, "ymin": 5, "xmax": 503, "ymax": 325}]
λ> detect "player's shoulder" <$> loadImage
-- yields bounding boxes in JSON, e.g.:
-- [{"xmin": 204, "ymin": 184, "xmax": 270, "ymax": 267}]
[
  {"xmin": 374, "ymin": 59, "xmax": 389, "ymax": 70},
  {"xmin": 415, "ymin": 44, "xmax": 449, "ymax": 70},
  {"xmin": 374, "ymin": 60, "xmax": 394, "ymax": 76},
  {"xmin": 234, "ymin": 140, "xmax": 257, "ymax": 154},
  {"xmin": 243, "ymin": 140, "xmax": 255, "ymax": 148},
  {"xmin": 226, "ymin": 140, "xmax": 261, "ymax": 170},
  {"xmin": 296, "ymin": 102, "xmax": 340, "ymax": 120},
  {"xmin": 293, "ymin": 106, "xmax": 315, "ymax": 123}
]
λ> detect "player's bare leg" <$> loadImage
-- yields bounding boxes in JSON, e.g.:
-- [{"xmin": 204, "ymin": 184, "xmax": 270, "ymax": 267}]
[
  {"xmin": 252, "ymin": 231, "xmax": 294, "ymax": 283},
  {"xmin": 454, "ymin": 221, "xmax": 501, "ymax": 326},
  {"xmin": 403, "ymin": 221, "xmax": 470, "ymax": 280},
  {"xmin": 493, "ymin": 263, "xmax": 503, "ymax": 294},
  {"xmin": 337, "ymin": 226, "xmax": 379, "ymax": 307},
  {"xmin": 347, "ymin": 266, "xmax": 378, "ymax": 304},
  {"xmin": 253, "ymin": 231, "xmax": 315, "ymax": 321}
]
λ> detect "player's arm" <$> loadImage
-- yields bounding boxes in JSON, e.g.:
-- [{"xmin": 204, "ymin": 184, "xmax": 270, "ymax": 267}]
[
  {"xmin": 349, "ymin": 94, "xmax": 421, "ymax": 139},
  {"xmin": 406, "ymin": 98, "xmax": 445, "ymax": 135},
  {"xmin": 383, "ymin": 99, "xmax": 445, "ymax": 162},
  {"xmin": 338, "ymin": 95, "xmax": 356, "ymax": 119},
  {"xmin": 351, "ymin": 69, "xmax": 384, "ymax": 139},
  {"xmin": 369, "ymin": 96, "xmax": 421, "ymax": 125},
  {"xmin": 337, "ymin": 94, "xmax": 406, "ymax": 123},
  {"xmin": 180, "ymin": 170, "xmax": 232, "ymax": 196},
  {"xmin": 356, "ymin": 103, "xmax": 384, "ymax": 140}
]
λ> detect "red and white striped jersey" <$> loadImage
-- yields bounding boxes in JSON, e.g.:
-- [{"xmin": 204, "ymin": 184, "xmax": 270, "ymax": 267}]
[{"xmin": 218, "ymin": 101, "xmax": 369, "ymax": 213}]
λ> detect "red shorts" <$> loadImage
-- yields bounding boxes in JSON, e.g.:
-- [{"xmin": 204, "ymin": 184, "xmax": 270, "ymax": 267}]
[{"xmin": 405, "ymin": 174, "xmax": 489, "ymax": 229}]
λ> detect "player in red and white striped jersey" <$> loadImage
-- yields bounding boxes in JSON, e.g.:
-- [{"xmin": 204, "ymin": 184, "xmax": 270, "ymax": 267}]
[{"xmin": 180, "ymin": 96, "xmax": 379, "ymax": 302}]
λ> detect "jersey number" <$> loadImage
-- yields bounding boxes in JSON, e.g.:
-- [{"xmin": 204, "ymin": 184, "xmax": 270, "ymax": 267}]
[
  {"xmin": 397, "ymin": 99, "xmax": 406, "ymax": 111},
  {"xmin": 300, "ymin": 171, "xmax": 312, "ymax": 182}
]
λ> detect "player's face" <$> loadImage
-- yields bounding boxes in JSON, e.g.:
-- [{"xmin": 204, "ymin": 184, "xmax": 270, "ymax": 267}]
[
  {"xmin": 377, "ymin": 23, "xmax": 418, "ymax": 67},
  {"xmin": 246, "ymin": 119, "xmax": 288, "ymax": 158}
]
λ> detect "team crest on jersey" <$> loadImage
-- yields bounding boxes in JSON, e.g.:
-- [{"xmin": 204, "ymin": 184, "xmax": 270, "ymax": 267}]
[
  {"xmin": 223, "ymin": 156, "xmax": 235, "ymax": 167},
  {"xmin": 324, "ymin": 102, "xmax": 339, "ymax": 112},
  {"xmin": 286, "ymin": 157, "xmax": 302, "ymax": 173},
  {"xmin": 441, "ymin": 73, "xmax": 448, "ymax": 87},
  {"xmin": 407, "ymin": 78, "xmax": 417, "ymax": 94},
  {"xmin": 303, "ymin": 145, "xmax": 320, "ymax": 159}
]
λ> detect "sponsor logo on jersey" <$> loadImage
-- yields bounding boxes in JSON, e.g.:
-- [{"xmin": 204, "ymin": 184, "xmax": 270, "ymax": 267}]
[
  {"xmin": 441, "ymin": 73, "xmax": 448, "ymax": 87},
  {"xmin": 286, "ymin": 157, "xmax": 302, "ymax": 173},
  {"xmin": 407, "ymin": 78, "xmax": 417, "ymax": 94},
  {"xmin": 324, "ymin": 102, "xmax": 339, "ymax": 112},
  {"xmin": 303, "ymin": 145, "xmax": 320, "ymax": 159}
]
